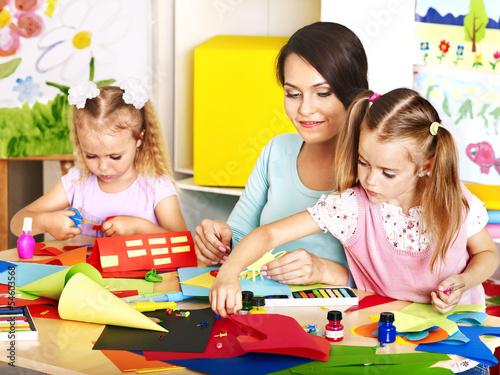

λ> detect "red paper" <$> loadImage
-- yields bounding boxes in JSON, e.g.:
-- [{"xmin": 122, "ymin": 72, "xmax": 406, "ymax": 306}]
[
  {"xmin": 87, "ymin": 232, "xmax": 197, "ymax": 275},
  {"xmin": 28, "ymin": 304, "xmax": 61, "ymax": 320},
  {"xmin": 0, "ymin": 296, "xmax": 56, "ymax": 307},
  {"xmin": 29, "ymin": 246, "xmax": 88, "ymax": 266},
  {"xmin": 484, "ymin": 279, "xmax": 500, "ymax": 297},
  {"xmin": 230, "ymin": 314, "xmax": 330, "ymax": 362},
  {"xmin": 345, "ymin": 294, "xmax": 398, "ymax": 312}
]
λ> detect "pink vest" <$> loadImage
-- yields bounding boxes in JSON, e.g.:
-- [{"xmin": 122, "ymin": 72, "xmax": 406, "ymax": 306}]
[{"xmin": 342, "ymin": 186, "xmax": 485, "ymax": 305}]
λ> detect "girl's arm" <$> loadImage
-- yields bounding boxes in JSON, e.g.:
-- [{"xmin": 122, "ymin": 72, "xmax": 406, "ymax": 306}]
[
  {"xmin": 432, "ymin": 227, "xmax": 499, "ymax": 313},
  {"xmin": 209, "ymin": 210, "xmax": 322, "ymax": 317},
  {"xmin": 10, "ymin": 180, "xmax": 81, "ymax": 240},
  {"xmin": 102, "ymin": 196, "xmax": 188, "ymax": 236}
]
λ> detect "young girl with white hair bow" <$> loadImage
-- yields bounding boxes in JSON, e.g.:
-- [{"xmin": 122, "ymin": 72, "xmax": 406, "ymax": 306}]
[{"xmin": 11, "ymin": 79, "xmax": 187, "ymax": 239}]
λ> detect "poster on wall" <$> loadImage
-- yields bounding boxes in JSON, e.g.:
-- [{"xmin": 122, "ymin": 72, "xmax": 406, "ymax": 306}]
[
  {"xmin": 414, "ymin": 0, "xmax": 500, "ymax": 72},
  {"xmin": 413, "ymin": 0, "xmax": 500, "ymax": 186},
  {"xmin": 414, "ymin": 69, "xmax": 500, "ymax": 185},
  {"xmin": 0, "ymin": 0, "xmax": 151, "ymax": 158}
]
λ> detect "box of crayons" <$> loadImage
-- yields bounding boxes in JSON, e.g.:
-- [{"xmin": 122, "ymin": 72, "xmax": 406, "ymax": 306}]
[
  {"xmin": 264, "ymin": 287, "xmax": 358, "ymax": 307},
  {"xmin": 0, "ymin": 306, "xmax": 38, "ymax": 341}
]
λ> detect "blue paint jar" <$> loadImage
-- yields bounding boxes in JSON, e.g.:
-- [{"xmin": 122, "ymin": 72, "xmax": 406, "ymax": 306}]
[{"xmin": 378, "ymin": 312, "xmax": 395, "ymax": 347}]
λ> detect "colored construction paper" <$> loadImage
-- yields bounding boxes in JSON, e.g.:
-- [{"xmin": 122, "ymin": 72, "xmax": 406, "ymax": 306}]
[
  {"xmin": 31, "ymin": 245, "xmax": 87, "ymax": 266},
  {"xmin": 178, "ymin": 267, "xmax": 292, "ymax": 297},
  {"xmin": 483, "ymin": 279, "xmax": 500, "ymax": 297},
  {"xmin": 344, "ymin": 294, "xmax": 397, "ymax": 312},
  {"xmin": 446, "ymin": 312, "xmax": 487, "ymax": 325},
  {"xmin": 351, "ymin": 321, "xmax": 448, "ymax": 344},
  {"xmin": 0, "ymin": 295, "xmax": 56, "ymax": 307},
  {"xmin": 98, "ymin": 347, "xmax": 184, "ymax": 373},
  {"xmin": 166, "ymin": 352, "xmax": 313, "ymax": 375},
  {"xmin": 59, "ymin": 273, "xmax": 166, "ymax": 332},
  {"xmin": 0, "ymin": 260, "xmax": 17, "ymax": 273},
  {"xmin": 417, "ymin": 325, "xmax": 500, "ymax": 366},
  {"xmin": 0, "ymin": 262, "xmax": 67, "ymax": 287},
  {"xmin": 230, "ymin": 314, "xmax": 330, "ymax": 362},
  {"xmin": 437, "ymin": 330, "xmax": 470, "ymax": 345},
  {"xmin": 28, "ymin": 304, "xmax": 61, "ymax": 320},
  {"xmin": 396, "ymin": 303, "xmax": 484, "ymax": 335},
  {"xmin": 268, "ymin": 345, "xmax": 450, "ymax": 374},
  {"xmin": 93, "ymin": 307, "xmax": 215, "ymax": 352},
  {"xmin": 144, "ymin": 314, "xmax": 247, "ymax": 360},
  {"xmin": 486, "ymin": 306, "xmax": 500, "ymax": 317},
  {"xmin": 287, "ymin": 362, "xmax": 453, "ymax": 375},
  {"xmin": 33, "ymin": 243, "xmax": 63, "ymax": 256},
  {"xmin": 88, "ymin": 232, "xmax": 197, "ymax": 274}
]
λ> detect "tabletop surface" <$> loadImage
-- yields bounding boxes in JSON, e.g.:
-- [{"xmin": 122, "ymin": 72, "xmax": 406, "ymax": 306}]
[{"xmin": 0, "ymin": 236, "xmax": 499, "ymax": 374}]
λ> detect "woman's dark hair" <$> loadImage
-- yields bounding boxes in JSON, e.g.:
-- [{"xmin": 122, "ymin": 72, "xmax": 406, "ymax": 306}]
[{"xmin": 276, "ymin": 22, "xmax": 369, "ymax": 109}]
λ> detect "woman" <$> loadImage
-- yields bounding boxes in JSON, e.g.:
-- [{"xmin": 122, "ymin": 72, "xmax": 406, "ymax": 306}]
[{"xmin": 194, "ymin": 22, "xmax": 368, "ymax": 286}]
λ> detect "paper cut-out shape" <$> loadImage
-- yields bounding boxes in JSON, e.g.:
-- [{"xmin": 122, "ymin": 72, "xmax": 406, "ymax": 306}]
[
  {"xmin": 345, "ymin": 294, "xmax": 398, "ymax": 312},
  {"xmin": 87, "ymin": 232, "xmax": 196, "ymax": 276},
  {"xmin": 30, "ymin": 246, "xmax": 88, "ymax": 267},
  {"xmin": 395, "ymin": 303, "xmax": 484, "ymax": 335},
  {"xmin": 230, "ymin": 314, "xmax": 330, "ymax": 362},
  {"xmin": 239, "ymin": 249, "xmax": 285, "ymax": 281},
  {"xmin": 178, "ymin": 267, "xmax": 292, "ymax": 297},
  {"xmin": 58, "ymin": 273, "xmax": 166, "ymax": 332},
  {"xmin": 417, "ymin": 325, "xmax": 500, "ymax": 366},
  {"xmin": 98, "ymin": 346, "xmax": 183, "ymax": 373}
]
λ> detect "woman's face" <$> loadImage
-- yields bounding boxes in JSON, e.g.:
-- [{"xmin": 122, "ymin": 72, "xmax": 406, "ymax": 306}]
[{"xmin": 283, "ymin": 53, "xmax": 347, "ymax": 145}]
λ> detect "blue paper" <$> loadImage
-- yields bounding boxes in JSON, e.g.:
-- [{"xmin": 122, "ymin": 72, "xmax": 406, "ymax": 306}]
[
  {"xmin": 177, "ymin": 267, "xmax": 292, "ymax": 297},
  {"xmin": 416, "ymin": 325, "xmax": 500, "ymax": 366},
  {"xmin": 0, "ymin": 262, "xmax": 67, "ymax": 287},
  {"xmin": 164, "ymin": 352, "xmax": 313, "ymax": 375},
  {"xmin": 0, "ymin": 260, "xmax": 17, "ymax": 273},
  {"xmin": 446, "ymin": 312, "xmax": 487, "ymax": 325}
]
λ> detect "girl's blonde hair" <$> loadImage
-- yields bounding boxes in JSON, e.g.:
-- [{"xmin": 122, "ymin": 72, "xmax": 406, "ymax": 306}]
[
  {"xmin": 334, "ymin": 88, "xmax": 469, "ymax": 273},
  {"xmin": 70, "ymin": 85, "xmax": 176, "ymax": 187}
]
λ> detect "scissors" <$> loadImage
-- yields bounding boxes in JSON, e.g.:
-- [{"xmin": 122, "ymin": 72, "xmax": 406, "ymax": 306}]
[{"xmin": 66, "ymin": 207, "xmax": 100, "ymax": 227}]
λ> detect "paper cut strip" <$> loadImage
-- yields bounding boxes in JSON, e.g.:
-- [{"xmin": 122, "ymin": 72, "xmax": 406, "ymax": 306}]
[
  {"xmin": 58, "ymin": 273, "xmax": 166, "ymax": 332},
  {"xmin": 87, "ymin": 231, "xmax": 196, "ymax": 275}
]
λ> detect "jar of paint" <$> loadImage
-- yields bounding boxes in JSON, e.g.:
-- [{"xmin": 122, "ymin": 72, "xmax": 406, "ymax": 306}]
[
  {"xmin": 325, "ymin": 310, "xmax": 343, "ymax": 342},
  {"xmin": 378, "ymin": 312, "xmax": 396, "ymax": 347},
  {"xmin": 240, "ymin": 291, "xmax": 254, "ymax": 314},
  {"xmin": 249, "ymin": 296, "xmax": 267, "ymax": 314},
  {"xmin": 17, "ymin": 217, "xmax": 35, "ymax": 259}
]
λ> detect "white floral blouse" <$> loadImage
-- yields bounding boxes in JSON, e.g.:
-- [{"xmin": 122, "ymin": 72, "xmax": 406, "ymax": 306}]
[{"xmin": 309, "ymin": 188, "xmax": 489, "ymax": 252}]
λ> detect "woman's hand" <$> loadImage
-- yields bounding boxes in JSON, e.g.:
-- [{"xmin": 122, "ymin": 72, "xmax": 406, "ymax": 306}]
[
  {"xmin": 209, "ymin": 267, "xmax": 242, "ymax": 318},
  {"xmin": 194, "ymin": 219, "xmax": 232, "ymax": 265},
  {"xmin": 259, "ymin": 249, "xmax": 349, "ymax": 286},
  {"xmin": 431, "ymin": 275, "xmax": 466, "ymax": 314}
]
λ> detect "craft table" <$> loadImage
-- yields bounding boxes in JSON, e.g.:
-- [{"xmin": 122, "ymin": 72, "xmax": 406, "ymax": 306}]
[{"xmin": 0, "ymin": 236, "xmax": 499, "ymax": 374}]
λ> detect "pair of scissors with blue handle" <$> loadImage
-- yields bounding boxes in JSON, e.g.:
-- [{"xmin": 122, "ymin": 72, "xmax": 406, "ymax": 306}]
[{"xmin": 66, "ymin": 207, "xmax": 100, "ymax": 227}]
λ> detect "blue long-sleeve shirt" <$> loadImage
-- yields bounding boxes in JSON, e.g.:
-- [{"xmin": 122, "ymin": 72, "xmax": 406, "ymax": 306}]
[{"xmin": 227, "ymin": 133, "xmax": 348, "ymax": 267}]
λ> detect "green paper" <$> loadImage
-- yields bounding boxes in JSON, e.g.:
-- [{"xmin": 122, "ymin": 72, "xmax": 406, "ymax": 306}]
[
  {"xmin": 396, "ymin": 303, "xmax": 484, "ymax": 335},
  {"xmin": 19, "ymin": 268, "xmax": 69, "ymax": 300}
]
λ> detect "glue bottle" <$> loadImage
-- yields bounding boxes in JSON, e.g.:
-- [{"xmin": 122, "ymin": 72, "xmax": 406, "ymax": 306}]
[
  {"xmin": 378, "ymin": 312, "xmax": 396, "ymax": 347},
  {"xmin": 249, "ymin": 296, "xmax": 267, "ymax": 314},
  {"xmin": 17, "ymin": 217, "xmax": 35, "ymax": 259},
  {"xmin": 325, "ymin": 310, "xmax": 343, "ymax": 342}
]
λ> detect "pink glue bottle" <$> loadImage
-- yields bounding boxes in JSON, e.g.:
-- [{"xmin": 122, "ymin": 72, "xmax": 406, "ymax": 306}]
[{"xmin": 17, "ymin": 217, "xmax": 35, "ymax": 259}]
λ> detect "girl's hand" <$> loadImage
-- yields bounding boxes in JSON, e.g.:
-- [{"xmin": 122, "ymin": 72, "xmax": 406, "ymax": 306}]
[
  {"xmin": 209, "ymin": 269, "xmax": 242, "ymax": 318},
  {"xmin": 260, "ymin": 249, "xmax": 323, "ymax": 285},
  {"xmin": 431, "ymin": 275, "xmax": 466, "ymax": 314},
  {"xmin": 101, "ymin": 216, "xmax": 139, "ymax": 237},
  {"xmin": 194, "ymin": 219, "xmax": 232, "ymax": 265},
  {"xmin": 46, "ymin": 210, "xmax": 81, "ymax": 240}
]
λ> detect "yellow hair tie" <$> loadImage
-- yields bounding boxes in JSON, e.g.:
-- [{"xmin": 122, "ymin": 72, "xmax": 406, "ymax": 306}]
[{"xmin": 429, "ymin": 122, "xmax": 441, "ymax": 136}]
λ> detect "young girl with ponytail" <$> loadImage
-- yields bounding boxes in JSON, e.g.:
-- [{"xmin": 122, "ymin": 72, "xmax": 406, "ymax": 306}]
[{"xmin": 209, "ymin": 88, "xmax": 498, "ymax": 319}]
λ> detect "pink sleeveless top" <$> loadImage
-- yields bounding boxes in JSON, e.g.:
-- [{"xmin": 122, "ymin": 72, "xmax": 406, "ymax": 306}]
[{"xmin": 342, "ymin": 186, "xmax": 485, "ymax": 305}]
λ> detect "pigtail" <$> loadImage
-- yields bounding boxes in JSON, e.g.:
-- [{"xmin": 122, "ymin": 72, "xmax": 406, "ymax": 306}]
[
  {"xmin": 136, "ymin": 100, "xmax": 177, "ymax": 189},
  {"xmin": 333, "ymin": 90, "xmax": 372, "ymax": 192},
  {"xmin": 421, "ymin": 127, "xmax": 469, "ymax": 273}
]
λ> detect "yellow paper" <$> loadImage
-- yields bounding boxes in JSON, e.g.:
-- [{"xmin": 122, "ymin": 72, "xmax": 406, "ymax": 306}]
[
  {"xmin": 19, "ymin": 268, "xmax": 69, "ymax": 300},
  {"xmin": 58, "ymin": 273, "xmax": 167, "ymax": 332},
  {"xmin": 179, "ymin": 271, "xmax": 215, "ymax": 289}
]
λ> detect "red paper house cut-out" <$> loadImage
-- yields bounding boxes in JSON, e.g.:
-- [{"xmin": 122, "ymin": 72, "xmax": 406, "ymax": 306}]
[{"xmin": 88, "ymin": 231, "xmax": 197, "ymax": 274}]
